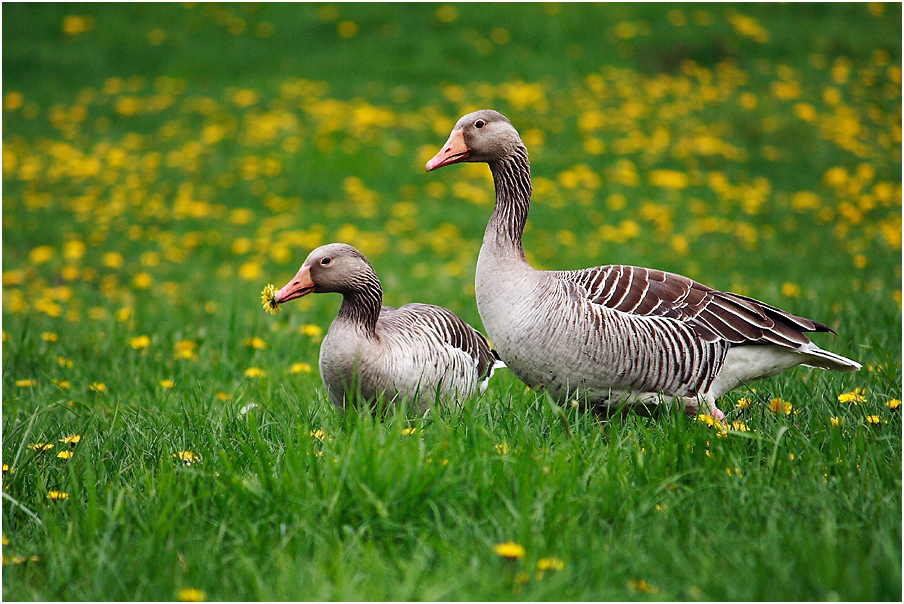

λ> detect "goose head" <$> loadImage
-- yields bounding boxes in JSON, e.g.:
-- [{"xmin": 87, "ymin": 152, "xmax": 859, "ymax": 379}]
[
  {"xmin": 274, "ymin": 243, "xmax": 375, "ymax": 303},
  {"xmin": 425, "ymin": 110, "xmax": 524, "ymax": 171}
]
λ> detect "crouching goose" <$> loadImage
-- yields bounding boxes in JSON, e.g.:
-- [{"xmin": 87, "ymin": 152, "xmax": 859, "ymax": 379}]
[
  {"xmin": 269, "ymin": 243, "xmax": 502, "ymax": 412},
  {"xmin": 426, "ymin": 110, "xmax": 860, "ymax": 421}
]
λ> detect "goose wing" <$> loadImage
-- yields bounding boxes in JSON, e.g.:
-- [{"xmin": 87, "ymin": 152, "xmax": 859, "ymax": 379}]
[
  {"xmin": 554, "ymin": 264, "xmax": 833, "ymax": 348},
  {"xmin": 379, "ymin": 303, "xmax": 499, "ymax": 380}
]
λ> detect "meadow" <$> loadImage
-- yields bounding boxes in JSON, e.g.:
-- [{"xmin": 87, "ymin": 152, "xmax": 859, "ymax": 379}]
[{"xmin": 2, "ymin": 3, "xmax": 901, "ymax": 600}]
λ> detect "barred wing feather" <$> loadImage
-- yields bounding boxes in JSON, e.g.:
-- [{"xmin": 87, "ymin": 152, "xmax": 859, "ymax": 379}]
[
  {"xmin": 555, "ymin": 264, "xmax": 834, "ymax": 348},
  {"xmin": 381, "ymin": 303, "xmax": 499, "ymax": 381}
]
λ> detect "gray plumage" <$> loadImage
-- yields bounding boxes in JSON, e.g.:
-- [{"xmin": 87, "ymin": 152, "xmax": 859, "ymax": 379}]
[
  {"xmin": 274, "ymin": 243, "xmax": 501, "ymax": 412},
  {"xmin": 426, "ymin": 109, "xmax": 860, "ymax": 420}
]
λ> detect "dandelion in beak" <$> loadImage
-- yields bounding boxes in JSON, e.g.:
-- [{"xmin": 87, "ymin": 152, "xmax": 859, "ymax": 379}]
[{"xmin": 261, "ymin": 284, "xmax": 280, "ymax": 316}]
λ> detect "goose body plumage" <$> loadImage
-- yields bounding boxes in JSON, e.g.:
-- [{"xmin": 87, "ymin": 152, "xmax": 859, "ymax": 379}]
[
  {"xmin": 274, "ymin": 243, "xmax": 501, "ymax": 412},
  {"xmin": 427, "ymin": 110, "xmax": 860, "ymax": 419}
]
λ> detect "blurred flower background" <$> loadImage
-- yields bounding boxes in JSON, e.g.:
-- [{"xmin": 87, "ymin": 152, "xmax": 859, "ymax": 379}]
[{"xmin": 1, "ymin": 5, "xmax": 900, "ymax": 601}]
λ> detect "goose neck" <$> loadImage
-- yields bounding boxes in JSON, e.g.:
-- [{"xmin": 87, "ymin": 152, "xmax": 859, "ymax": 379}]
[
  {"xmin": 486, "ymin": 149, "xmax": 531, "ymax": 258},
  {"xmin": 336, "ymin": 274, "xmax": 382, "ymax": 335}
]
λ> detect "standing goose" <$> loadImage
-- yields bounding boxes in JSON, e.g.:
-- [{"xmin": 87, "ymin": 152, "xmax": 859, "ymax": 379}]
[
  {"xmin": 426, "ymin": 110, "xmax": 860, "ymax": 421},
  {"xmin": 271, "ymin": 243, "xmax": 501, "ymax": 412}
]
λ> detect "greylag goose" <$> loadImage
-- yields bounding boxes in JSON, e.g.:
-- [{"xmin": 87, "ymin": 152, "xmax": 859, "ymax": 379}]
[
  {"xmin": 426, "ymin": 110, "xmax": 860, "ymax": 421},
  {"xmin": 270, "ymin": 243, "xmax": 501, "ymax": 412}
]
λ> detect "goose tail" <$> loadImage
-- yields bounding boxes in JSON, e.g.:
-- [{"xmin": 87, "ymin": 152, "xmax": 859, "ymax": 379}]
[
  {"xmin": 478, "ymin": 350, "xmax": 507, "ymax": 395},
  {"xmin": 799, "ymin": 343, "xmax": 861, "ymax": 373}
]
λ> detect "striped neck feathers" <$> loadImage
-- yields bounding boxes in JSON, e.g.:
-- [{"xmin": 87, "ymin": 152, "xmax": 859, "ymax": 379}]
[
  {"xmin": 487, "ymin": 145, "xmax": 531, "ymax": 257},
  {"xmin": 336, "ymin": 269, "xmax": 382, "ymax": 335}
]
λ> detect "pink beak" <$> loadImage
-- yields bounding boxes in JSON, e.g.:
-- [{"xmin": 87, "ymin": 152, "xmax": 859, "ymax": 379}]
[
  {"xmin": 275, "ymin": 265, "xmax": 315, "ymax": 303},
  {"xmin": 425, "ymin": 128, "xmax": 469, "ymax": 171}
]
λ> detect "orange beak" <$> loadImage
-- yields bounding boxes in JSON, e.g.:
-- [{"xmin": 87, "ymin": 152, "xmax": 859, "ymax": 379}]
[
  {"xmin": 275, "ymin": 265, "xmax": 315, "ymax": 303},
  {"xmin": 425, "ymin": 128, "xmax": 469, "ymax": 171}
]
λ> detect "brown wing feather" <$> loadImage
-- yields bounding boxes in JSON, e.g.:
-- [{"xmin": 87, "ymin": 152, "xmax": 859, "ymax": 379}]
[
  {"xmin": 555, "ymin": 265, "xmax": 833, "ymax": 348},
  {"xmin": 387, "ymin": 303, "xmax": 497, "ymax": 378}
]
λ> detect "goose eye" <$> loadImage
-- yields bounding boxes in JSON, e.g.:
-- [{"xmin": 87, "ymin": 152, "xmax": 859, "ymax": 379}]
[
  {"xmin": 475, "ymin": 119, "xmax": 486, "ymax": 129},
  {"xmin": 320, "ymin": 257, "xmax": 331, "ymax": 266}
]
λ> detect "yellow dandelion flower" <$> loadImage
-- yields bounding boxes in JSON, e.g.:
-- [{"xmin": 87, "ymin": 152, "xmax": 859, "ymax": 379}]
[
  {"xmin": 261, "ymin": 284, "xmax": 280, "ymax": 316},
  {"xmin": 781, "ymin": 282, "xmax": 801, "ymax": 298},
  {"xmin": 159, "ymin": 380, "xmax": 175, "ymax": 389},
  {"xmin": 301, "ymin": 324, "xmax": 323, "ymax": 338},
  {"xmin": 103, "ymin": 251, "xmax": 124, "ymax": 269},
  {"xmin": 536, "ymin": 557, "xmax": 564, "ymax": 571},
  {"xmin": 15, "ymin": 379, "xmax": 36, "ymax": 387},
  {"xmin": 838, "ymin": 388, "xmax": 866, "ymax": 404},
  {"xmin": 310, "ymin": 429, "xmax": 329, "ymax": 441},
  {"xmin": 28, "ymin": 245, "xmax": 55, "ymax": 264},
  {"xmin": 132, "ymin": 272, "xmax": 153, "ymax": 289},
  {"xmin": 231, "ymin": 89, "xmax": 258, "ymax": 107},
  {"xmin": 401, "ymin": 427, "xmax": 419, "ymax": 435},
  {"xmin": 239, "ymin": 261, "xmax": 261, "ymax": 281},
  {"xmin": 735, "ymin": 398, "xmax": 752, "ymax": 409},
  {"xmin": 28, "ymin": 442, "xmax": 54, "ymax": 453},
  {"xmin": 90, "ymin": 382, "xmax": 106, "ymax": 393},
  {"xmin": 174, "ymin": 451, "xmax": 201, "ymax": 465},
  {"xmin": 648, "ymin": 169, "xmax": 689, "ymax": 190},
  {"xmin": 1, "ymin": 535, "xmax": 7, "ymax": 545},
  {"xmin": 435, "ymin": 4, "xmax": 458, "ymax": 23},
  {"xmin": 57, "ymin": 450, "xmax": 74, "ymax": 460},
  {"xmin": 60, "ymin": 434, "xmax": 81, "ymax": 446},
  {"xmin": 866, "ymin": 415, "xmax": 881, "ymax": 425},
  {"xmin": 627, "ymin": 579, "xmax": 658, "ymax": 593},
  {"xmin": 46, "ymin": 490, "xmax": 69, "ymax": 500},
  {"xmin": 290, "ymin": 362, "xmax": 312, "ymax": 374},
  {"xmin": 174, "ymin": 340, "xmax": 197, "ymax": 360},
  {"xmin": 52, "ymin": 379, "xmax": 71, "ymax": 390},
  {"xmin": 177, "ymin": 587, "xmax": 206, "ymax": 602},
  {"xmin": 768, "ymin": 398, "xmax": 792, "ymax": 415},
  {"xmin": 493, "ymin": 541, "xmax": 525, "ymax": 559},
  {"xmin": 148, "ymin": 27, "xmax": 167, "ymax": 45},
  {"xmin": 697, "ymin": 413, "xmax": 722, "ymax": 428},
  {"xmin": 243, "ymin": 337, "xmax": 267, "ymax": 350},
  {"xmin": 62, "ymin": 14, "xmax": 94, "ymax": 36},
  {"xmin": 730, "ymin": 421, "xmax": 749, "ymax": 432},
  {"xmin": 495, "ymin": 443, "xmax": 510, "ymax": 455},
  {"xmin": 2, "ymin": 464, "xmax": 8, "ymax": 473},
  {"xmin": 40, "ymin": 332, "xmax": 58, "ymax": 342},
  {"xmin": 4, "ymin": 91, "xmax": 23, "ymax": 111},
  {"xmin": 886, "ymin": 399, "xmax": 900, "ymax": 410},
  {"xmin": 130, "ymin": 335, "xmax": 151, "ymax": 349},
  {"xmin": 337, "ymin": 19, "xmax": 359, "ymax": 38},
  {"xmin": 830, "ymin": 416, "xmax": 844, "ymax": 428},
  {"xmin": 244, "ymin": 367, "xmax": 265, "ymax": 378}
]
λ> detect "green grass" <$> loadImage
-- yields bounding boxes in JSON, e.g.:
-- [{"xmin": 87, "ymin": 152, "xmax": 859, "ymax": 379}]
[{"xmin": 2, "ymin": 3, "xmax": 901, "ymax": 601}]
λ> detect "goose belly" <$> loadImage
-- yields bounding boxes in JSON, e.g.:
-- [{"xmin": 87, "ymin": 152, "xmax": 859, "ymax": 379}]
[{"xmin": 476, "ymin": 276, "xmax": 723, "ymax": 405}]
